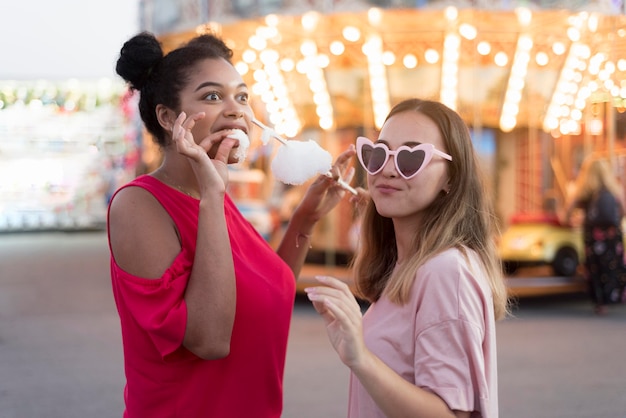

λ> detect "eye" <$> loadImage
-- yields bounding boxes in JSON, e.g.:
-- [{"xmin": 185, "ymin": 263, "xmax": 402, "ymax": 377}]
[
  {"xmin": 203, "ymin": 92, "xmax": 221, "ymax": 101},
  {"xmin": 237, "ymin": 92, "xmax": 249, "ymax": 104}
]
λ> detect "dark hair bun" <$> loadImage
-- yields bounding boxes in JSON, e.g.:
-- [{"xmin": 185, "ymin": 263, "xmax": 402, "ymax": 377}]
[{"xmin": 115, "ymin": 32, "xmax": 164, "ymax": 91}]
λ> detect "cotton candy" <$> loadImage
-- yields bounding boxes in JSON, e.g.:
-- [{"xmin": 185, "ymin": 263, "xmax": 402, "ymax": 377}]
[
  {"xmin": 227, "ymin": 129, "xmax": 250, "ymax": 163},
  {"xmin": 260, "ymin": 128, "xmax": 272, "ymax": 145},
  {"xmin": 271, "ymin": 139, "xmax": 332, "ymax": 185}
]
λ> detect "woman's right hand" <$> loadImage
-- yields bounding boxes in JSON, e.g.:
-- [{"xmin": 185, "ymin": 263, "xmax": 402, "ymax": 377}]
[
  {"xmin": 293, "ymin": 145, "xmax": 357, "ymax": 226},
  {"xmin": 304, "ymin": 275, "xmax": 368, "ymax": 369},
  {"xmin": 172, "ymin": 111, "xmax": 238, "ymax": 195}
]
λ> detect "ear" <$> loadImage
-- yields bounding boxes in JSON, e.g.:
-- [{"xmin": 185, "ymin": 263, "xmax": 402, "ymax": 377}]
[
  {"xmin": 156, "ymin": 104, "xmax": 176, "ymax": 133},
  {"xmin": 443, "ymin": 180, "xmax": 451, "ymax": 194}
]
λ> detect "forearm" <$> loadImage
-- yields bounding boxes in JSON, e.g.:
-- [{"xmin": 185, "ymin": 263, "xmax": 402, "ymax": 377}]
[
  {"xmin": 352, "ymin": 351, "xmax": 462, "ymax": 418},
  {"xmin": 276, "ymin": 210, "xmax": 317, "ymax": 278},
  {"xmin": 183, "ymin": 196, "xmax": 236, "ymax": 359},
  {"xmin": 276, "ymin": 151, "xmax": 355, "ymax": 276}
]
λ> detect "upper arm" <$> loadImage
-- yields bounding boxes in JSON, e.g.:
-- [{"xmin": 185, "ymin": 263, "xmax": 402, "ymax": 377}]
[{"xmin": 108, "ymin": 186, "xmax": 182, "ymax": 279}]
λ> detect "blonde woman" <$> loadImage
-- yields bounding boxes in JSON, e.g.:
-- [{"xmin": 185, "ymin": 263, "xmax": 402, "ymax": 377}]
[
  {"xmin": 306, "ymin": 99, "xmax": 509, "ymax": 417},
  {"xmin": 565, "ymin": 158, "xmax": 626, "ymax": 315}
]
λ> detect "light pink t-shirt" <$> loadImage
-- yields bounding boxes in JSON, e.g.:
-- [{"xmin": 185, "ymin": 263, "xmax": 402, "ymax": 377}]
[{"xmin": 348, "ymin": 248, "xmax": 498, "ymax": 418}]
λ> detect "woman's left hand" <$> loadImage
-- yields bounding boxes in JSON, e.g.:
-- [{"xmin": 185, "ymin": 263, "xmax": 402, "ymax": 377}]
[
  {"xmin": 296, "ymin": 145, "xmax": 357, "ymax": 223},
  {"xmin": 305, "ymin": 275, "xmax": 367, "ymax": 369}
]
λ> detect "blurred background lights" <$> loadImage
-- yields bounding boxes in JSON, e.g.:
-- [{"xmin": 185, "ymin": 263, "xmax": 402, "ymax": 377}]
[
  {"xmin": 495, "ymin": 52, "xmax": 509, "ymax": 66},
  {"xmin": 445, "ymin": 6, "xmax": 458, "ymax": 21},
  {"xmin": 515, "ymin": 7, "xmax": 533, "ymax": 26},
  {"xmin": 403, "ymin": 54, "xmax": 418, "ymax": 68},
  {"xmin": 248, "ymin": 35, "xmax": 266, "ymax": 50},
  {"xmin": 552, "ymin": 42, "xmax": 566, "ymax": 55},
  {"xmin": 342, "ymin": 26, "xmax": 361, "ymax": 42},
  {"xmin": 536, "ymin": 51, "xmax": 549, "ymax": 66},
  {"xmin": 459, "ymin": 23, "xmax": 477, "ymax": 40},
  {"xmin": 242, "ymin": 49, "xmax": 256, "ymax": 63},
  {"xmin": 235, "ymin": 62, "xmax": 249, "ymax": 75},
  {"xmin": 265, "ymin": 14, "xmax": 279, "ymax": 27},
  {"xmin": 424, "ymin": 49, "xmax": 439, "ymax": 64},
  {"xmin": 368, "ymin": 7, "xmax": 382, "ymax": 25},
  {"xmin": 477, "ymin": 41, "xmax": 491, "ymax": 55},
  {"xmin": 382, "ymin": 51, "xmax": 395, "ymax": 66},
  {"xmin": 330, "ymin": 41, "xmax": 345, "ymax": 56},
  {"xmin": 301, "ymin": 11, "xmax": 320, "ymax": 32},
  {"xmin": 279, "ymin": 58, "xmax": 295, "ymax": 72}
]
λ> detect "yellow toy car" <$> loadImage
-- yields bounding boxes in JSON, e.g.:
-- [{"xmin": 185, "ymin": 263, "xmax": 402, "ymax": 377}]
[{"xmin": 498, "ymin": 213, "xmax": 583, "ymax": 277}]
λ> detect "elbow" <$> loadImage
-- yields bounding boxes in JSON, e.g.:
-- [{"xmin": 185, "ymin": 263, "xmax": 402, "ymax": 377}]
[
  {"xmin": 186, "ymin": 339, "xmax": 231, "ymax": 360},
  {"xmin": 183, "ymin": 308, "xmax": 236, "ymax": 359},
  {"xmin": 183, "ymin": 328, "xmax": 232, "ymax": 360},
  {"xmin": 196, "ymin": 346, "xmax": 231, "ymax": 361}
]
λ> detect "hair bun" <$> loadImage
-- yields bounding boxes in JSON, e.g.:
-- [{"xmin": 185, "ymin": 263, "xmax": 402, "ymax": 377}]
[{"xmin": 115, "ymin": 32, "xmax": 164, "ymax": 91}]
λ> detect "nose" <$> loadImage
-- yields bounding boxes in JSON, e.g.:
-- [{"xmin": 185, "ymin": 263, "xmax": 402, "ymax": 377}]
[
  {"xmin": 381, "ymin": 154, "xmax": 398, "ymax": 178},
  {"xmin": 226, "ymin": 108, "xmax": 244, "ymax": 119},
  {"xmin": 223, "ymin": 95, "xmax": 247, "ymax": 119}
]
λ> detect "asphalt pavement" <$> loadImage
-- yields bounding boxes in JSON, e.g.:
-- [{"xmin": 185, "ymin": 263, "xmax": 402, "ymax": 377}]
[{"xmin": 1, "ymin": 231, "xmax": 625, "ymax": 418}]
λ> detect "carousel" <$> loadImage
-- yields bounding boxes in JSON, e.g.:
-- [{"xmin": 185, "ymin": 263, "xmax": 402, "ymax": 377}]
[{"xmin": 144, "ymin": 0, "xmax": 626, "ymax": 254}]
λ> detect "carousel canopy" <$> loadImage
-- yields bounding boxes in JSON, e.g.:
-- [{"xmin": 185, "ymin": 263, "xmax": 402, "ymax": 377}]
[{"xmin": 158, "ymin": 6, "xmax": 626, "ymax": 138}]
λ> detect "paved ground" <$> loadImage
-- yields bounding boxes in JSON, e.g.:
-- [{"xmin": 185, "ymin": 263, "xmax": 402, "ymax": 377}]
[{"xmin": 1, "ymin": 231, "xmax": 626, "ymax": 418}]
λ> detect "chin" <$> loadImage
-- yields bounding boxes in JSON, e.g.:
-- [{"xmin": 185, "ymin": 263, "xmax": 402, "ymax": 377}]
[
  {"xmin": 374, "ymin": 201, "xmax": 415, "ymax": 219},
  {"xmin": 373, "ymin": 203, "xmax": 394, "ymax": 218}
]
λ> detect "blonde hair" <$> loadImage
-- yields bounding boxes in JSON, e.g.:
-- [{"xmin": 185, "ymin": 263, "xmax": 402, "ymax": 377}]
[
  {"xmin": 352, "ymin": 99, "xmax": 509, "ymax": 320},
  {"xmin": 573, "ymin": 158, "xmax": 622, "ymax": 202}
]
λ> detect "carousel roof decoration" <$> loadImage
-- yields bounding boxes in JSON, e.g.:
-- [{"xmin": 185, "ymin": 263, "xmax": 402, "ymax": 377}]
[{"xmin": 149, "ymin": 3, "xmax": 626, "ymax": 138}]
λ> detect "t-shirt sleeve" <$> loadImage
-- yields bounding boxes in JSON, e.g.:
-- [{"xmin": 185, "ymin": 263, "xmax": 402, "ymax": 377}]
[
  {"xmin": 414, "ymin": 319, "xmax": 488, "ymax": 413},
  {"xmin": 113, "ymin": 251, "xmax": 191, "ymax": 359},
  {"xmin": 412, "ymin": 254, "xmax": 491, "ymax": 414}
]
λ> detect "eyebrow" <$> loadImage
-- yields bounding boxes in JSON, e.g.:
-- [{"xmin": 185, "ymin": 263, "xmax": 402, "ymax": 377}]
[
  {"xmin": 376, "ymin": 139, "xmax": 421, "ymax": 147},
  {"xmin": 194, "ymin": 81, "xmax": 248, "ymax": 92}
]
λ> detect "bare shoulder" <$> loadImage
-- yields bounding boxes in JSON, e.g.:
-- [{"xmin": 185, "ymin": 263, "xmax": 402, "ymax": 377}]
[{"xmin": 108, "ymin": 186, "xmax": 181, "ymax": 279}]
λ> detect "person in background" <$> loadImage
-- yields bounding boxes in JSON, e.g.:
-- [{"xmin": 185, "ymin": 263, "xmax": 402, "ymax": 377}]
[
  {"xmin": 109, "ymin": 31, "xmax": 355, "ymax": 418},
  {"xmin": 564, "ymin": 157, "xmax": 626, "ymax": 315},
  {"xmin": 305, "ymin": 98, "xmax": 509, "ymax": 417}
]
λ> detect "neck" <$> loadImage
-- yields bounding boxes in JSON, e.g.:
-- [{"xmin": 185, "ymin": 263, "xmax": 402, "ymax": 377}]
[
  {"xmin": 392, "ymin": 216, "xmax": 422, "ymax": 265},
  {"xmin": 156, "ymin": 167, "xmax": 200, "ymax": 199}
]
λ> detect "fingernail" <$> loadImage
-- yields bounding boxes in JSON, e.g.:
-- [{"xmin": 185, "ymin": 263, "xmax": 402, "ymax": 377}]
[{"xmin": 306, "ymin": 292, "xmax": 321, "ymax": 301}]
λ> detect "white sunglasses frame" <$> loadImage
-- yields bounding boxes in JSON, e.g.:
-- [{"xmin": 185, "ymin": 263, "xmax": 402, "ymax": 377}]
[{"xmin": 356, "ymin": 136, "xmax": 452, "ymax": 179}]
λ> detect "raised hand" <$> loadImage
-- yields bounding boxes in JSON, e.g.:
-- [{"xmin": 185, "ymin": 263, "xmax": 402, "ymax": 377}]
[
  {"xmin": 304, "ymin": 275, "xmax": 367, "ymax": 369},
  {"xmin": 296, "ymin": 145, "xmax": 357, "ymax": 222},
  {"xmin": 171, "ymin": 111, "xmax": 238, "ymax": 195}
]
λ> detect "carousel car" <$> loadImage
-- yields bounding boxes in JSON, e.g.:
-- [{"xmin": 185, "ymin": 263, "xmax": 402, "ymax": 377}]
[{"xmin": 498, "ymin": 213, "xmax": 583, "ymax": 277}]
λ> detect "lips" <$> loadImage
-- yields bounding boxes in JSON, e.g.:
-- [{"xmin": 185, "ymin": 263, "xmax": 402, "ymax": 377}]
[
  {"xmin": 214, "ymin": 125, "xmax": 248, "ymax": 134},
  {"xmin": 374, "ymin": 185, "xmax": 401, "ymax": 195}
]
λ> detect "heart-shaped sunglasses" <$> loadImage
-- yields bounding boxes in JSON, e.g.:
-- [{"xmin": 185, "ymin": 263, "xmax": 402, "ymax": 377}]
[{"xmin": 356, "ymin": 136, "xmax": 452, "ymax": 179}]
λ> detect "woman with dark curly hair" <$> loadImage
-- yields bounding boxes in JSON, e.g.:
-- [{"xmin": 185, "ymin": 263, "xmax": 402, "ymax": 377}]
[{"xmin": 108, "ymin": 31, "xmax": 355, "ymax": 417}]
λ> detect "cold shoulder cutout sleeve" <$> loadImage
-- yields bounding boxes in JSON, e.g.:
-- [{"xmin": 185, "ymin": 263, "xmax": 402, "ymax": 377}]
[{"xmin": 111, "ymin": 249, "xmax": 192, "ymax": 359}]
